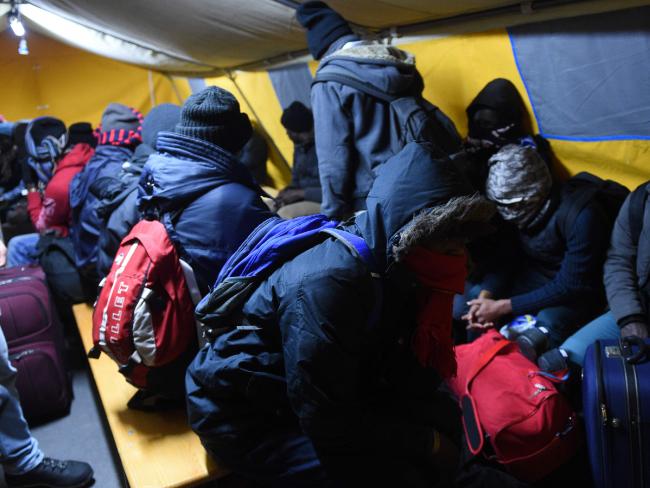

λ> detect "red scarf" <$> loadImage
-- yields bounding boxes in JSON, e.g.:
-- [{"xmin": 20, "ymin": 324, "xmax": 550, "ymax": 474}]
[{"xmin": 403, "ymin": 246, "xmax": 467, "ymax": 378}]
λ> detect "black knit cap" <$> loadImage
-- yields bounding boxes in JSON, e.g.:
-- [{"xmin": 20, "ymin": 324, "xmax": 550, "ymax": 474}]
[
  {"xmin": 281, "ymin": 101, "xmax": 313, "ymax": 132},
  {"xmin": 175, "ymin": 86, "xmax": 252, "ymax": 154},
  {"xmin": 68, "ymin": 122, "xmax": 97, "ymax": 148},
  {"xmin": 296, "ymin": 1, "xmax": 354, "ymax": 60}
]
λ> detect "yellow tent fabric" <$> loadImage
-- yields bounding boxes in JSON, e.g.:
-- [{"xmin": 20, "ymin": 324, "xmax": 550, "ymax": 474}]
[
  {"xmin": 0, "ymin": 30, "xmax": 191, "ymax": 127},
  {"xmin": 215, "ymin": 28, "xmax": 649, "ymax": 191}
]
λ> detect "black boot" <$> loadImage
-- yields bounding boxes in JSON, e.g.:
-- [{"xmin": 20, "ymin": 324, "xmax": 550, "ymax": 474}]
[{"xmin": 5, "ymin": 457, "xmax": 93, "ymax": 488}]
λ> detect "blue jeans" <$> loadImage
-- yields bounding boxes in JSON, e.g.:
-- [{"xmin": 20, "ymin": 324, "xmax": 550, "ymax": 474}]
[
  {"xmin": 6, "ymin": 233, "xmax": 39, "ymax": 268},
  {"xmin": 560, "ymin": 311, "xmax": 620, "ymax": 366},
  {"xmin": 0, "ymin": 327, "xmax": 43, "ymax": 474}
]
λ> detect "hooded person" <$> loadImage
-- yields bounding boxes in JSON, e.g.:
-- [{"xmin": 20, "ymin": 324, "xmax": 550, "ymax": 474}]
[
  {"xmin": 186, "ymin": 141, "xmax": 496, "ymax": 486},
  {"xmin": 274, "ymin": 101, "xmax": 322, "ymax": 218},
  {"xmin": 67, "ymin": 104, "xmax": 142, "ymax": 294},
  {"xmin": 297, "ymin": 1, "xmax": 461, "ymax": 220},
  {"xmin": 456, "ymin": 144, "xmax": 610, "ymax": 349},
  {"xmin": 94, "ymin": 103, "xmax": 182, "ymax": 277},
  {"xmin": 138, "ymin": 87, "xmax": 273, "ymax": 293},
  {"xmin": 464, "ymin": 78, "xmax": 552, "ymax": 192}
]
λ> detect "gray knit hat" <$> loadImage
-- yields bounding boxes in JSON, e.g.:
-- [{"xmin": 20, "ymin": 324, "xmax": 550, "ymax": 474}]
[{"xmin": 175, "ymin": 86, "xmax": 252, "ymax": 153}]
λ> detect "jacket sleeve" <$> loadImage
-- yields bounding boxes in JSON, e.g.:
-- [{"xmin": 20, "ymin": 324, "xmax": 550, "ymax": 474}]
[
  {"xmin": 311, "ymin": 83, "xmax": 355, "ymax": 219},
  {"xmin": 26, "ymin": 190, "xmax": 43, "ymax": 228},
  {"xmin": 604, "ymin": 194, "xmax": 646, "ymax": 325},
  {"xmin": 283, "ymin": 267, "xmax": 434, "ymax": 484},
  {"xmin": 510, "ymin": 204, "xmax": 608, "ymax": 314}
]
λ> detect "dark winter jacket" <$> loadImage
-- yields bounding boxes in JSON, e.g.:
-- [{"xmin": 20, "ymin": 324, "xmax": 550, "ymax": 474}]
[
  {"xmin": 69, "ymin": 144, "xmax": 133, "ymax": 269},
  {"xmin": 138, "ymin": 132, "xmax": 273, "ymax": 293},
  {"xmin": 312, "ymin": 42, "xmax": 457, "ymax": 219},
  {"xmin": 289, "ymin": 140, "xmax": 321, "ymax": 202},
  {"xmin": 604, "ymin": 182, "xmax": 650, "ymax": 326},
  {"xmin": 186, "ymin": 142, "xmax": 476, "ymax": 486},
  {"xmin": 95, "ymin": 144, "xmax": 153, "ymax": 277},
  {"xmin": 27, "ymin": 143, "xmax": 93, "ymax": 237}
]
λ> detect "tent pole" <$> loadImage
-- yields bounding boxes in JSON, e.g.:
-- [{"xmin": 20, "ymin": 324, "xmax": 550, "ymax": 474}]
[
  {"xmin": 165, "ymin": 74, "xmax": 185, "ymax": 104},
  {"xmin": 227, "ymin": 70, "xmax": 291, "ymax": 174}
]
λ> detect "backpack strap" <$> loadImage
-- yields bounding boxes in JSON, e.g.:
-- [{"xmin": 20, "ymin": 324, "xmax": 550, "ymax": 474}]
[
  {"xmin": 313, "ymin": 71, "xmax": 397, "ymax": 104},
  {"xmin": 321, "ymin": 228, "xmax": 383, "ymax": 329},
  {"xmin": 557, "ymin": 180, "xmax": 605, "ymax": 239},
  {"xmin": 628, "ymin": 183, "xmax": 648, "ymax": 246}
]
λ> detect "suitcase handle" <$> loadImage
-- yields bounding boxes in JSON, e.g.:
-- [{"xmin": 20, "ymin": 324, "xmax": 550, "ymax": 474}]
[{"xmin": 621, "ymin": 336, "xmax": 648, "ymax": 365}]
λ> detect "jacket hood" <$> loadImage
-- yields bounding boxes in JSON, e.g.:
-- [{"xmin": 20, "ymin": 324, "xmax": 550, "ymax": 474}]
[
  {"xmin": 138, "ymin": 131, "xmax": 261, "ymax": 213},
  {"xmin": 319, "ymin": 43, "xmax": 423, "ymax": 98},
  {"xmin": 466, "ymin": 79, "xmax": 526, "ymax": 131},
  {"xmin": 351, "ymin": 142, "xmax": 476, "ymax": 270}
]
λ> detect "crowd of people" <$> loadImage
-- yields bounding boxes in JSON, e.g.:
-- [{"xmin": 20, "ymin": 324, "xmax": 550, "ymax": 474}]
[{"xmin": 0, "ymin": 2, "xmax": 647, "ymax": 487}]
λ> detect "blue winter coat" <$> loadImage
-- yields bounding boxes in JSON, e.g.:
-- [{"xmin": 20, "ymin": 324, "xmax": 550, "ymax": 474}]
[
  {"xmin": 138, "ymin": 132, "xmax": 273, "ymax": 292},
  {"xmin": 69, "ymin": 144, "xmax": 133, "ymax": 270},
  {"xmin": 311, "ymin": 43, "xmax": 459, "ymax": 219},
  {"xmin": 186, "ymin": 142, "xmax": 469, "ymax": 486}
]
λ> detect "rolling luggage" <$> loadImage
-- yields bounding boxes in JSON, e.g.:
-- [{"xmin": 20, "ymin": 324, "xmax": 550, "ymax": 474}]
[
  {"xmin": 583, "ymin": 337, "xmax": 650, "ymax": 488},
  {"xmin": 1, "ymin": 265, "xmax": 71, "ymax": 423}
]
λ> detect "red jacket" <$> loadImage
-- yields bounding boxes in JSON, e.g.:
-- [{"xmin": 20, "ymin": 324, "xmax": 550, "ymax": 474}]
[{"xmin": 27, "ymin": 143, "xmax": 94, "ymax": 237}]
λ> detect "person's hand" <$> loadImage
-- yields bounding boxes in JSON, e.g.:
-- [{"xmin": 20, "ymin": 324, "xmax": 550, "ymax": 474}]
[
  {"xmin": 276, "ymin": 188, "xmax": 305, "ymax": 207},
  {"xmin": 621, "ymin": 322, "xmax": 649, "ymax": 339},
  {"xmin": 464, "ymin": 297, "xmax": 512, "ymax": 327},
  {"xmin": 463, "ymin": 290, "xmax": 494, "ymax": 330},
  {"xmin": 0, "ymin": 240, "xmax": 7, "ymax": 267},
  {"xmin": 20, "ymin": 158, "xmax": 36, "ymax": 188}
]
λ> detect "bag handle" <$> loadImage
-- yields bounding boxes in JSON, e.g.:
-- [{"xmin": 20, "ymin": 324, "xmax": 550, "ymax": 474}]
[
  {"xmin": 621, "ymin": 335, "xmax": 648, "ymax": 365},
  {"xmin": 464, "ymin": 336, "xmax": 514, "ymax": 392}
]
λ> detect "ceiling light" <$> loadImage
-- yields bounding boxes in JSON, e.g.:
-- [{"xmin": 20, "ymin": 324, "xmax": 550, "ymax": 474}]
[
  {"xmin": 18, "ymin": 38, "xmax": 29, "ymax": 55},
  {"xmin": 9, "ymin": 6, "xmax": 26, "ymax": 37}
]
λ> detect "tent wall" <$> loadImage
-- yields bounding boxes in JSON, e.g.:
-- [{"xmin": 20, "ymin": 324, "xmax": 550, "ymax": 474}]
[
  {"xmin": 0, "ymin": 30, "xmax": 191, "ymax": 127},
  {"xmin": 206, "ymin": 6, "xmax": 650, "ymax": 190}
]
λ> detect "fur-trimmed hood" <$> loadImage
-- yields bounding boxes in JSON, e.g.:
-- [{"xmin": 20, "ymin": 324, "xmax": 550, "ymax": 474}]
[
  {"xmin": 348, "ymin": 142, "xmax": 493, "ymax": 270},
  {"xmin": 317, "ymin": 42, "xmax": 422, "ymax": 99}
]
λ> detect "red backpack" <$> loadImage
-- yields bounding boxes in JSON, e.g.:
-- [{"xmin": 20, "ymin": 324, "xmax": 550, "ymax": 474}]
[
  {"xmin": 447, "ymin": 329, "xmax": 581, "ymax": 482},
  {"xmin": 90, "ymin": 220, "xmax": 201, "ymax": 393}
]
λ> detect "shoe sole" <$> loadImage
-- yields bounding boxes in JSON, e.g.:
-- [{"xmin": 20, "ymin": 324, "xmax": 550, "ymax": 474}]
[{"xmin": 7, "ymin": 474, "xmax": 94, "ymax": 488}]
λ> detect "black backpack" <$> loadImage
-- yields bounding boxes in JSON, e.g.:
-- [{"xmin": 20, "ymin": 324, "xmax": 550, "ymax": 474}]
[
  {"xmin": 557, "ymin": 172, "xmax": 630, "ymax": 238},
  {"xmin": 312, "ymin": 69, "xmax": 461, "ymax": 156}
]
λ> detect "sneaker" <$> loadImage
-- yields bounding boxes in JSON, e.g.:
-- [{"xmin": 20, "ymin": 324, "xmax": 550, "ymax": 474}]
[
  {"xmin": 538, "ymin": 348, "xmax": 569, "ymax": 374},
  {"xmin": 5, "ymin": 457, "xmax": 93, "ymax": 488},
  {"xmin": 516, "ymin": 326, "xmax": 549, "ymax": 362}
]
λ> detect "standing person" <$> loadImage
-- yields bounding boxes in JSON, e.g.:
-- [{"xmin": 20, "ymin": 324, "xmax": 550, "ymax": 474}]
[
  {"xmin": 540, "ymin": 181, "xmax": 650, "ymax": 370},
  {"xmin": 297, "ymin": 1, "xmax": 461, "ymax": 220},
  {"xmin": 186, "ymin": 142, "xmax": 495, "ymax": 486},
  {"xmin": 275, "ymin": 101, "xmax": 322, "ymax": 218},
  {"xmin": 138, "ymin": 86, "xmax": 273, "ymax": 293},
  {"xmin": 0, "ymin": 324, "xmax": 93, "ymax": 488}
]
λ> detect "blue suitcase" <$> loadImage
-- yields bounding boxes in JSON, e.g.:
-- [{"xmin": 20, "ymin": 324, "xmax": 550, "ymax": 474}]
[{"xmin": 583, "ymin": 337, "xmax": 650, "ymax": 488}]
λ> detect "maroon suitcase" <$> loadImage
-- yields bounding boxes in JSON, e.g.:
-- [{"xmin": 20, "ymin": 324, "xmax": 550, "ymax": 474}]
[{"xmin": 1, "ymin": 265, "xmax": 71, "ymax": 423}]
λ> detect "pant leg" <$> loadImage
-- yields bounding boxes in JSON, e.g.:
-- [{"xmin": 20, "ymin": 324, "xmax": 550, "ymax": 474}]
[
  {"xmin": 277, "ymin": 201, "xmax": 322, "ymax": 219},
  {"xmin": 0, "ymin": 328, "xmax": 43, "ymax": 475},
  {"xmin": 560, "ymin": 311, "xmax": 620, "ymax": 366},
  {"xmin": 6, "ymin": 233, "xmax": 40, "ymax": 267},
  {"xmin": 536, "ymin": 303, "xmax": 601, "ymax": 349}
]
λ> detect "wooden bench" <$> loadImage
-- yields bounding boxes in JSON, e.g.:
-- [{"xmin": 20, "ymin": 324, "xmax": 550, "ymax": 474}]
[{"xmin": 73, "ymin": 304, "xmax": 227, "ymax": 488}]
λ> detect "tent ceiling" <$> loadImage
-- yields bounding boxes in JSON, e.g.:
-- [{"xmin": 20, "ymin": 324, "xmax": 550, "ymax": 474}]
[{"xmin": 8, "ymin": 0, "xmax": 650, "ymax": 75}]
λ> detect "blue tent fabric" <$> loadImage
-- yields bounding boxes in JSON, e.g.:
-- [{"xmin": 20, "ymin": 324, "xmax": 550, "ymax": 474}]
[
  {"xmin": 508, "ymin": 6, "xmax": 650, "ymax": 141},
  {"xmin": 268, "ymin": 63, "xmax": 313, "ymax": 109}
]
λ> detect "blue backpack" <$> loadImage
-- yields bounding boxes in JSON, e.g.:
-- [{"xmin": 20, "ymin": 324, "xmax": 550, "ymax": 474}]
[
  {"xmin": 195, "ymin": 214, "xmax": 379, "ymax": 341},
  {"xmin": 69, "ymin": 145, "xmax": 132, "ymax": 272}
]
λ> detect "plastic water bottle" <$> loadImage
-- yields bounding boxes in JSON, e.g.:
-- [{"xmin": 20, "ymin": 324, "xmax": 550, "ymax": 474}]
[{"xmin": 499, "ymin": 314, "xmax": 537, "ymax": 340}]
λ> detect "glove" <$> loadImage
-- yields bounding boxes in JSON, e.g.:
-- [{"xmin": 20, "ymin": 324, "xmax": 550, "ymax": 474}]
[
  {"xmin": 621, "ymin": 321, "xmax": 649, "ymax": 339},
  {"xmin": 20, "ymin": 158, "xmax": 36, "ymax": 188}
]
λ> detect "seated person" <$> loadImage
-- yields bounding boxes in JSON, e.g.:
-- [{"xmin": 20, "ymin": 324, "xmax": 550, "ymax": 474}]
[
  {"xmin": 275, "ymin": 101, "xmax": 322, "ymax": 218},
  {"xmin": 540, "ymin": 181, "xmax": 649, "ymax": 370},
  {"xmin": 6, "ymin": 117, "xmax": 73, "ymax": 267},
  {"xmin": 464, "ymin": 78, "xmax": 551, "ymax": 192},
  {"xmin": 186, "ymin": 142, "xmax": 495, "ymax": 486},
  {"xmin": 238, "ymin": 124, "xmax": 270, "ymax": 187},
  {"xmin": 455, "ymin": 146, "xmax": 609, "ymax": 348},
  {"xmin": 138, "ymin": 86, "xmax": 273, "ymax": 293},
  {"xmin": 0, "ymin": 323, "xmax": 93, "ymax": 488}
]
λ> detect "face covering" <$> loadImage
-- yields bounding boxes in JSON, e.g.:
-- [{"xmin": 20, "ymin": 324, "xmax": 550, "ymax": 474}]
[{"xmin": 403, "ymin": 246, "xmax": 467, "ymax": 379}]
